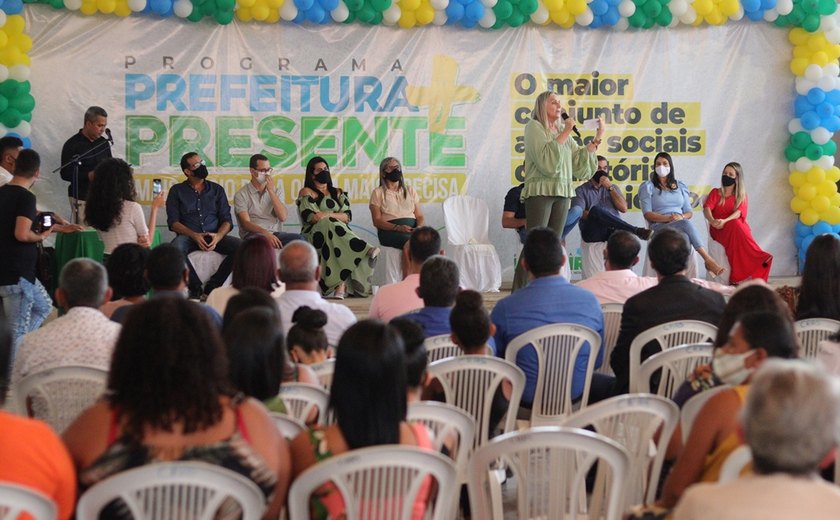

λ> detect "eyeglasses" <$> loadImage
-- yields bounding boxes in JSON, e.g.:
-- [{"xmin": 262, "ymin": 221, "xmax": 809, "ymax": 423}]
[
  {"xmin": 189, "ymin": 160, "xmax": 205, "ymax": 170},
  {"xmin": 253, "ymin": 167, "xmax": 273, "ymax": 174}
]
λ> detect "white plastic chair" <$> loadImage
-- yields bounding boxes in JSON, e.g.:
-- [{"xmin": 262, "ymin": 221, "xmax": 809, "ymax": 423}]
[
  {"xmin": 76, "ymin": 461, "xmax": 267, "ymax": 520},
  {"xmin": 628, "ymin": 320, "xmax": 718, "ymax": 393},
  {"xmin": 13, "ymin": 365, "xmax": 108, "ymax": 433},
  {"xmin": 599, "ymin": 303, "xmax": 623, "ymax": 376},
  {"xmin": 427, "ymin": 356, "xmax": 524, "ymax": 451},
  {"xmin": 0, "ymin": 483, "xmax": 57, "ymax": 520},
  {"xmin": 468, "ymin": 426, "xmax": 630, "ymax": 520},
  {"xmin": 680, "ymin": 385, "xmax": 731, "ymax": 444},
  {"xmin": 442, "ymin": 195, "xmax": 502, "ymax": 292},
  {"xmin": 560, "ymin": 394, "xmax": 678, "ymax": 506},
  {"xmin": 424, "ymin": 334, "xmax": 461, "ymax": 363},
  {"xmin": 581, "ymin": 240, "xmax": 608, "ymax": 279},
  {"xmin": 269, "ymin": 412, "xmax": 306, "ymax": 440},
  {"xmin": 276, "ymin": 383, "xmax": 330, "ymax": 425},
  {"xmin": 636, "ymin": 343, "xmax": 715, "ymax": 398},
  {"xmin": 310, "ymin": 358, "xmax": 336, "ymax": 390},
  {"xmin": 288, "ymin": 445, "xmax": 457, "ymax": 520},
  {"xmin": 505, "ymin": 323, "xmax": 602, "ymax": 425},
  {"xmin": 187, "ymin": 250, "xmax": 226, "ymax": 285},
  {"xmin": 795, "ymin": 318, "xmax": 840, "ymax": 360},
  {"xmin": 372, "ymin": 245, "xmax": 403, "ymax": 287},
  {"xmin": 718, "ymin": 445, "xmax": 752, "ymax": 483}
]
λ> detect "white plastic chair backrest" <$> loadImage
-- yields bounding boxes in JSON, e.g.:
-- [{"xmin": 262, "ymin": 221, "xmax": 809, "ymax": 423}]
[
  {"xmin": 424, "ymin": 334, "xmax": 461, "ymax": 363},
  {"xmin": 268, "ymin": 412, "xmax": 306, "ymax": 440},
  {"xmin": 442, "ymin": 195, "xmax": 490, "ymax": 245},
  {"xmin": 505, "ymin": 323, "xmax": 602, "ymax": 425},
  {"xmin": 288, "ymin": 445, "xmax": 457, "ymax": 520},
  {"xmin": 310, "ymin": 359, "xmax": 336, "ymax": 390},
  {"xmin": 276, "ymin": 383, "xmax": 330, "ymax": 425},
  {"xmin": 718, "ymin": 445, "xmax": 752, "ymax": 483},
  {"xmin": 795, "ymin": 318, "xmax": 840, "ymax": 360},
  {"xmin": 599, "ymin": 304, "xmax": 623, "ymax": 376},
  {"xmin": 407, "ymin": 401, "xmax": 476, "ymax": 487},
  {"xmin": 628, "ymin": 321, "xmax": 717, "ymax": 393},
  {"xmin": 680, "ymin": 385, "xmax": 731, "ymax": 444},
  {"xmin": 560, "ymin": 394, "xmax": 678, "ymax": 506},
  {"xmin": 427, "ymin": 356, "xmax": 524, "ymax": 450},
  {"xmin": 0, "ymin": 483, "xmax": 57, "ymax": 520},
  {"xmin": 637, "ymin": 343, "xmax": 714, "ymax": 398},
  {"xmin": 76, "ymin": 461, "xmax": 266, "ymax": 520},
  {"xmin": 13, "ymin": 364, "xmax": 109, "ymax": 433},
  {"xmin": 468, "ymin": 426, "xmax": 630, "ymax": 520}
]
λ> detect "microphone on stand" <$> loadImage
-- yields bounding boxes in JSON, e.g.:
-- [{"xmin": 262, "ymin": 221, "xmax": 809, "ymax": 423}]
[
  {"xmin": 561, "ymin": 112, "xmax": 581, "ymax": 139},
  {"xmin": 104, "ymin": 128, "xmax": 114, "ymax": 145}
]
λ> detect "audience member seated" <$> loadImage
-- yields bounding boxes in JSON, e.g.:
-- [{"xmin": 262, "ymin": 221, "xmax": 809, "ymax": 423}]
[
  {"xmin": 610, "ymin": 229, "xmax": 726, "ymax": 395},
  {"xmin": 673, "ymin": 360, "xmax": 840, "ymax": 520},
  {"xmin": 85, "ymin": 158, "xmax": 164, "ymax": 255},
  {"xmin": 492, "ymin": 227, "xmax": 611, "ymax": 407},
  {"xmin": 399, "ymin": 255, "xmax": 460, "ymax": 339},
  {"xmin": 792, "ymin": 233, "xmax": 840, "ymax": 321},
  {"xmin": 290, "ymin": 320, "xmax": 433, "ymax": 520},
  {"xmin": 368, "ymin": 156, "xmax": 424, "ymax": 250},
  {"xmin": 0, "ymin": 317, "xmax": 76, "ymax": 520},
  {"xmin": 576, "ymin": 231, "xmax": 733, "ymax": 305},
  {"xmin": 390, "ymin": 317, "xmax": 428, "ymax": 404},
  {"xmin": 671, "ymin": 282, "xmax": 791, "ymax": 408},
  {"xmin": 657, "ymin": 311, "xmax": 798, "ymax": 510},
  {"xmin": 297, "ymin": 156, "xmax": 379, "ymax": 299},
  {"xmin": 12, "ymin": 259, "xmax": 119, "ymax": 395},
  {"xmin": 287, "ymin": 306, "xmax": 330, "ymax": 366},
  {"xmin": 368, "ymin": 226, "xmax": 441, "ymax": 322},
  {"xmin": 166, "ymin": 151, "xmax": 241, "ymax": 299},
  {"xmin": 100, "ymin": 243, "xmax": 150, "ymax": 319},
  {"xmin": 206, "ymin": 235, "xmax": 285, "ymax": 316},
  {"xmin": 276, "ymin": 241, "xmax": 357, "ymax": 347},
  {"xmin": 63, "ymin": 298, "xmax": 291, "ymax": 520},
  {"xmin": 111, "ymin": 244, "xmax": 222, "ymax": 328},
  {"xmin": 233, "ymin": 153, "xmax": 304, "ymax": 248}
]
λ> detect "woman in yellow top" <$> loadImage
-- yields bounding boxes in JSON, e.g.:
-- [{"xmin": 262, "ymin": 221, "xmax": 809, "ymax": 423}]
[
  {"xmin": 657, "ymin": 309, "xmax": 798, "ymax": 509},
  {"xmin": 369, "ymin": 157, "xmax": 424, "ymax": 250}
]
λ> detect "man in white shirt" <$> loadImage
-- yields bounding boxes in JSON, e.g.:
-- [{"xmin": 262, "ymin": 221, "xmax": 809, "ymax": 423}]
[
  {"xmin": 12, "ymin": 258, "xmax": 120, "ymax": 387},
  {"xmin": 0, "ymin": 136, "xmax": 22, "ymax": 187},
  {"xmin": 276, "ymin": 240, "xmax": 356, "ymax": 347},
  {"xmin": 233, "ymin": 153, "xmax": 304, "ymax": 248},
  {"xmin": 368, "ymin": 226, "xmax": 441, "ymax": 322},
  {"xmin": 576, "ymin": 230, "xmax": 733, "ymax": 305}
]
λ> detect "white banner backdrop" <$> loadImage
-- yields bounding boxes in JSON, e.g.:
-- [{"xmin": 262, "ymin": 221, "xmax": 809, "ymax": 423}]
[{"xmin": 25, "ymin": 6, "xmax": 795, "ymax": 279}]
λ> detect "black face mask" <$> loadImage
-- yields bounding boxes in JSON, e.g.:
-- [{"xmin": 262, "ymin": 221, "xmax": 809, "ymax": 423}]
[
  {"xmin": 315, "ymin": 170, "xmax": 331, "ymax": 184},
  {"xmin": 385, "ymin": 169, "xmax": 402, "ymax": 182},
  {"xmin": 192, "ymin": 165, "xmax": 209, "ymax": 179},
  {"xmin": 721, "ymin": 175, "xmax": 736, "ymax": 187}
]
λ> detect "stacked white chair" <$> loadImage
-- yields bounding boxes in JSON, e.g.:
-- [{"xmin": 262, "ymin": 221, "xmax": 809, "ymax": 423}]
[
  {"xmin": 372, "ymin": 245, "xmax": 403, "ymax": 287},
  {"xmin": 636, "ymin": 343, "xmax": 715, "ymax": 398},
  {"xmin": 424, "ymin": 334, "xmax": 461, "ymax": 363},
  {"xmin": 276, "ymin": 383, "xmax": 330, "ymax": 425},
  {"xmin": 794, "ymin": 318, "xmax": 840, "ymax": 360},
  {"xmin": 0, "ymin": 483, "xmax": 57, "ymax": 520},
  {"xmin": 705, "ymin": 236, "xmax": 731, "ymax": 284},
  {"xmin": 581, "ymin": 240, "xmax": 608, "ymax": 279},
  {"xmin": 268, "ymin": 412, "xmax": 306, "ymax": 440},
  {"xmin": 442, "ymin": 195, "xmax": 502, "ymax": 292},
  {"xmin": 598, "ymin": 303, "xmax": 623, "ymax": 376}
]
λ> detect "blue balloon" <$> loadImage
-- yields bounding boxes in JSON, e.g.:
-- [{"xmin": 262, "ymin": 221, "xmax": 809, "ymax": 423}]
[
  {"xmin": 603, "ymin": 8, "xmax": 620, "ymax": 24},
  {"xmin": 802, "ymin": 234, "xmax": 816, "ymax": 255},
  {"xmin": 807, "ymin": 88, "xmax": 827, "ymax": 105},
  {"xmin": 795, "ymin": 233, "xmax": 804, "ymax": 248},
  {"xmin": 814, "ymin": 221, "xmax": 833, "ymax": 235},
  {"xmin": 795, "ymin": 96, "xmax": 813, "ymax": 117},
  {"xmin": 319, "ymin": 0, "xmax": 338, "ymax": 10},
  {"xmin": 591, "ymin": 0, "xmax": 608, "ymax": 15},
  {"xmin": 801, "ymin": 111, "xmax": 821, "ymax": 130},
  {"xmin": 461, "ymin": 17, "xmax": 478, "ymax": 27},
  {"xmin": 825, "ymin": 115, "xmax": 840, "ymax": 132},
  {"xmin": 21, "ymin": 137, "xmax": 30, "ymax": 148},
  {"xmin": 590, "ymin": 14, "xmax": 603, "ymax": 27},
  {"xmin": 745, "ymin": 9, "xmax": 764, "ymax": 19},
  {"xmin": 760, "ymin": 0, "xmax": 775, "ymax": 8},
  {"xmin": 149, "ymin": 0, "xmax": 169, "ymax": 14},
  {"xmin": 817, "ymin": 101, "xmax": 834, "ymax": 118},
  {"xmin": 825, "ymin": 89, "xmax": 840, "ymax": 105},
  {"xmin": 293, "ymin": 9, "xmax": 306, "ymax": 21},
  {"xmin": 295, "ymin": 0, "xmax": 314, "ymax": 10},
  {"xmin": 464, "ymin": 0, "xmax": 483, "ymax": 21},
  {"xmin": 1, "ymin": 0, "xmax": 22, "ymax": 14},
  {"xmin": 833, "ymin": 223, "xmax": 840, "ymax": 234},
  {"xmin": 741, "ymin": 0, "xmax": 760, "ymax": 11},
  {"xmin": 795, "ymin": 220, "xmax": 813, "ymax": 237},
  {"xmin": 445, "ymin": 1, "xmax": 464, "ymax": 20},
  {"xmin": 306, "ymin": 5, "xmax": 326, "ymax": 21}
]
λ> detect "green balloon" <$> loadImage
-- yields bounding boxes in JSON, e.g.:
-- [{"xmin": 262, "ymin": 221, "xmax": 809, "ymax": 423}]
[
  {"xmin": 369, "ymin": 0, "xmax": 389, "ymax": 11},
  {"xmin": 215, "ymin": 9, "xmax": 234, "ymax": 23},
  {"xmin": 10, "ymin": 94, "xmax": 34, "ymax": 114},
  {"xmin": 644, "ymin": 0, "xmax": 661, "ymax": 17},
  {"xmin": 495, "ymin": 0, "xmax": 513, "ymax": 19},
  {"xmin": 216, "ymin": 0, "xmax": 235, "ymax": 9},
  {"xmin": 345, "ymin": 0, "xmax": 363, "ymax": 10},
  {"xmin": 0, "ymin": 96, "xmax": 9, "ymax": 115},
  {"xmin": 509, "ymin": 11, "xmax": 525, "ymax": 25},
  {"xmin": 788, "ymin": 4, "xmax": 805, "ymax": 24},
  {"xmin": 357, "ymin": 4, "xmax": 376, "ymax": 21},
  {"xmin": 22, "ymin": 112, "xmax": 30, "ymax": 122},
  {"xmin": 518, "ymin": 0, "xmax": 537, "ymax": 15},
  {"xmin": 19, "ymin": 82, "xmax": 30, "ymax": 95},
  {"xmin": 792, "ymin": 131, "xmax": 812, "ymax": 149},
  {"xmin": 802, "ymin": 13, "xmax": 820, "ymax": 31},
  {"xmin": 805, "ymin": 143, "xmax": 824, "ymax": 160},
  {"xmin": 1, "ymin": 108, "xmax": 21, "ymax": 128},
  {"xmin": 202, "ymin": 1, "xmax": 217, "ymax": 14},
  {"xmin": 818, "ymin": 0, "xmax": 837, "ymax": 14},
  {"xmin": 656, "ymin": 8, "xmax": 672, "ymax": 25},
  {"xmin": 343, "ymin": 11, "xmax": 356, "ymax": 22},
  {"xmin": 0, "ymin": 82, "xmax": 20, "ymax": 99},
  {"xmin": 826, "ymin": 140, "xmax": 837, "ymax": 156},
  {"xmin": 801, "ymin": 0, "xmax": 819, "ymax": 12},
  {"xmin": 492, "ymin": 18, "xmax": 504, "ymax": 28},
  {"xmin": 187, "ymin": 9, "xmax": 203, "ymax": 20},
  {"xmin": 628, "ymin": 11, "xmax": 646, "ymax": 27},
  {"xmin": 785, "ymin": 145, "xmax": 804, "ymax": 162}
]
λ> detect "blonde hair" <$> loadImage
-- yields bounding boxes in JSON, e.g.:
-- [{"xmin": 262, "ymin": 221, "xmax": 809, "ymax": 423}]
[
  {"xmin": 718, "ymin": 162, "xmax": 746, "ymax": 209},
  {"xmin": 531, "ymin": 91, "xmax": 557, "ymax": 130}
]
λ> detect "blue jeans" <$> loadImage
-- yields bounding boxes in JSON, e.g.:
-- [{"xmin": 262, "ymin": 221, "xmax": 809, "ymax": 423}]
[
  {"xmin": 0, "ymin": 278, "xmax": 52, "ymax": 349},
  {"xmin": 579, "ymin": 206, "xmax": 639, "ymax": 243},
  {"xmin": 171, "ymin": 234, "xmax": 242, "ymax": 295},
  {"xmin": 274, "ymin": 231, "xmax": 306, "ymax": 246},
  {"xmin": 562, "ymin": 206, "xmax": 583, "ymax": 239},
  {"xmin": 651, "ymin": 220, "xmax": 704, "ymax": 250}
]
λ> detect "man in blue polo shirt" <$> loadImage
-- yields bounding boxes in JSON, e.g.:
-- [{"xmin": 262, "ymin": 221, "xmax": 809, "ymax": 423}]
[
  {"xmin": 166, "ymin": 152, "xmax": 241, "ymax": 299},
  {"xmin": 399, "ymin": 255, "xmax": 459, "ymax": 338}
]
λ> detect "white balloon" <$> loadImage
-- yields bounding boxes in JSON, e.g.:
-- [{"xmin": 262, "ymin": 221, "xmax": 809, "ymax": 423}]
[
  {"xmin": 63, "ymin": 0, "xmax": 82, "ymax": 10},
  {"xmin": 433, "ymin": 9, "xmax": 447, "ymax": 24},
  {"xmin": 429, "ymin": 0, "xmax": 447, "ymax": 9},
  {"xmin": 668, "ymin": 14, "xmax": 680, "ymax": 27},
  {"xmin": 329, "ymin": 1, "xmax": 348, "ymax": 21},
  {"xmin": 173, "ymin": 0, "xmax": 192, "ymax": 17},
  {"xmin": 789, "ymin": 118, "xmax": 804, "ymax": 134},
  {"xmin": 805, "ymin": 64, "xmax": 824, "ymax": 82},
  {"xmin": 827, "ymin": 28, "xmax": 840, "ymax": 45},
  {"xmin": 678, "ymin": 9, "xmax": 696, "ymax": 24},
  {"xmin": 482, "ymin": 0, "xmax": 497, "ymax": 8},
  {"xmin": 530, "ymin": 4, "xmax": 548, "ymax": 24},
  {"xmin": 796, "ymin": 157, "xmax": 813, "ymax": 172},
  {"xmin": 479, "ymin": 8, "xmax": 496, "ymax": 26},
  {"xmin": 618, "ymin": 0, "xmax": 634, "ymax": 16},
  {"xmin": 818, "ymin": 76, "xmax": 837, "ymax": 91},
  {"xmin": 729, "ymin": 5, "xmax": 742, "ymax": 20},
  {"xmin": 817, "ymin": 155, "xmax": 835, "ymax": 169},
  {"xmin": 281, "ymin": 0, "xmax": 298, "ymax": 19},
  {"xmin": 776, "ymin": 0, "xmax": 792, "ymax": 15},
  {"xmin": 382, "ymin": 3, "xmax": 401, "ymax": 24},
  {"xmin": 614, "ymin": 17, "xmax": 629, "ymax": 30},
  {"xmin": 825, "ymin": 62, "xmax": 840, "ymax": 78},
  {"xmin": 0, "ymin": 11, "xmax": 7, "ymax": 26},
  {"xmin": 576, "ymin": 8, "xmax": 593, "ymax": 25},
  {"xmin": 812, "ymin": 127, "xmax": 832, "ymax": 145},
  {"xmin": 763, "ymin": 9, "xmax": 778, "ymax": 21},
  {"xmin": 8, "ymin": 65, "xmax": 29, "ymax": 82},
  {"xmin": 0, "ymin": 66, "xmax": 10, "ymax": 84},
  {"xmin": 821, "ymin": 15, "xmax": 837, "ymax": 31},
  {"xmin": 0, "ymin": 125, "xmax": 9, "ymax": 138},
  {"xmin": 796, "ymin": 78, "xmax": 815, "ymax": 95},
  {"xmin": 127, "ymin": 0, "xmax": 146, "ymax": 10},
  {"xmin": 670, "ymin": 0, "xmax": 686, "ymax": 14},
  {"xmin": 10, "ymin": 121, "xmax": 30, "ymax": 137}
]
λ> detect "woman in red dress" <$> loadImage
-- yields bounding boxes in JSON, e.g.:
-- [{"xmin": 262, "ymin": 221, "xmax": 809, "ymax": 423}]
[{"xmin": 703, "ymin": 162, "xmax": 772, "ymax": 284}]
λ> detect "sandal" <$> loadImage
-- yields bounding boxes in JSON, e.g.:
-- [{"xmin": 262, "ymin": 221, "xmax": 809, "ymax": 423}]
[{"xmin": 705, "ymin": 260, "xmax": 726, "ymax": 277}]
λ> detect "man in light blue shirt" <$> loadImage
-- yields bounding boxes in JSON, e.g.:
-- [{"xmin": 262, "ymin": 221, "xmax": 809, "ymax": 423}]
[{"xmin": 492, "ymin": 227, "xmax": 613, "ymax": 406}]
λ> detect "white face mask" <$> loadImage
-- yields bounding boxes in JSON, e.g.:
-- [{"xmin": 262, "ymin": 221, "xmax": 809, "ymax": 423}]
[
  {"xmin": 655, "ymin": 165, "xmax": 670, "ymax": 177},
  {"xmin": 712, "ymin": 351, "xmax": 754, "ymax": 386},
  {"xmin": 255, "ymin": 172, "xmax": 267, "ymax": 184}
]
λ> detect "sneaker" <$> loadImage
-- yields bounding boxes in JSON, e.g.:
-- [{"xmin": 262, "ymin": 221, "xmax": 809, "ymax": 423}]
[
  {"xmin": 367, "ymin": 246, "xmax": 381, "ymax": 268},
  {"xmin": 635, "ymin": 227, "xmax": 653, "ymax": 240}
]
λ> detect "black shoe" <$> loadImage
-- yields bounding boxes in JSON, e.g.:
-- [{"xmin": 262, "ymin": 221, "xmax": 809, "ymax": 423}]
[{"xmin": 635, "ymin": 227, "xmax": 653, "ymax": 240}]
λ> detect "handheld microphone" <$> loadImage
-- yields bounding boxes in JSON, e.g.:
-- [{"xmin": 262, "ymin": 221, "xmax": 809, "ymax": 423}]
[
  {"xmin": 105, "ymin": 128, "xmax": 113, "ymax": 145},
  {"xmin": 561, "ymin": 112, "xmax": 581, "ymax": 139}
]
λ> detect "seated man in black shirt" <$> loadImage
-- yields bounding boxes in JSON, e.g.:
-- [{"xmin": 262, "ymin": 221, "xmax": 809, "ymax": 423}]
[{"xmin": 60, "ymin": 106, "xmax": 112, "ymax": 223}]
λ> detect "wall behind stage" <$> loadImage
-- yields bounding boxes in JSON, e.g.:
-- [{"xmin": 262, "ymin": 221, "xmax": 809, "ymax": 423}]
[{"xmin": 25, "ymin": 6, "xmax": 795, "ymax": 279}]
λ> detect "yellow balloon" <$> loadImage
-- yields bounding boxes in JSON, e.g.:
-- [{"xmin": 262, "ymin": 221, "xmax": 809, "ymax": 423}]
[
  {"xmin": 799, "ymin": 184, "xmax": 818, "ymax": 200},
  {"xmin": 567, "ymin": 0, "xmax": 586, "ymax": 15},
  {"xmin": 789, "ymin": 28, "xmax": 810, "ymax": 46},
  {"xmin": 807, "ymin": 35, "xmax": 826, "ymax": 52},
  {"xmin": 254, "ymin": 3, "xmax": 270, "ymax": 18},
  {"xmin": 789, "ymin": 171, "xmax": 806, "ymax": 187},
  {"xmin": 827, "ymin": 166, "xmax": 840, "ymax": 183},
  {"xmin": 812, "ymin": 195, "xmax": 831, "ymax": 212},
  {"xmin": 236, "ymin": 6, "xmax": 253, "ymax": 18},
  {"xmin": 398, "ymin": 11, "xmax": 416, "ymax": 27},
  {"xmin": 801, "ymin": 208, "xmax": 820, "ymax": 226},
  {"xmin": 806, "ymin": 167, "xmax": 826, "ymax": 184},
  {"xmin": 832, "ymin": 192, "xmax": 840, "ymax": 207},
  {"xmin": 239, "ymin": 0, "xmax": 257, "ymax": 7},
  {"xmin": 0, "ymin": 33, "xmax": 9, "ymax": 48},
  {"xmin": 720, "ymin": 0, "xmax": 738, "ymax": 15},
  {"xmin": 5, "ymin": 15, "xmax": 25, "ymax": 34},
  {"xmin": 415, "ymin": 3, "xmax": 434, "ymax": 23},
  {"xmin": 115, "ymin": 1, "xmax": 132, "ymax": 15},
  {"xmin": 811, "ymin": 51, "xmax": 830, "ymax": 67},
  {"xmin": 694, "ymin": 0, "xmax": 713, "ymax": 15},
  {"xmin": 97, "ymin": 0, "xmax": 116, "ymax": 13},
  {"xmin": 791, "ymin": 58, "xmax": 808, "ymax": 77},
  {"xmin": 80, "ymin": 2, "xmax": 98, "ymax": 14},
  {"xmin": 826, "ymin": 207, "xmax": 840, "ymax": 225},
  {"xmin": 791, "ymin": 196, "xmax": 809, "ymax": 213},
  {"xmin": 266, "ymin": 8, "xmax": 280, "ymax": 21},
  {"xmin": 550, "ymin": 8, "xmax": 570, "ymax": 24},
  {"xmin": 267, "ymin": 0, "xmax": 283, "ymax": 8},
  {"xmin": 545, "ymin": 0, "xmax": 563, "ymax": 9},
  {"xmin": 818, "ymin": 180, "xmax": 837, "ymax": 197},
  {"xmin": 401, "ymin": 0, "xmax": 420, "ymax": 11},
  {"xmin": 829, "ymin": 44, "xmax": 840, "ymax": 60},
  {"xmin": 707, "ymin": 10, "xmax": 725, "ymax": 24}
]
